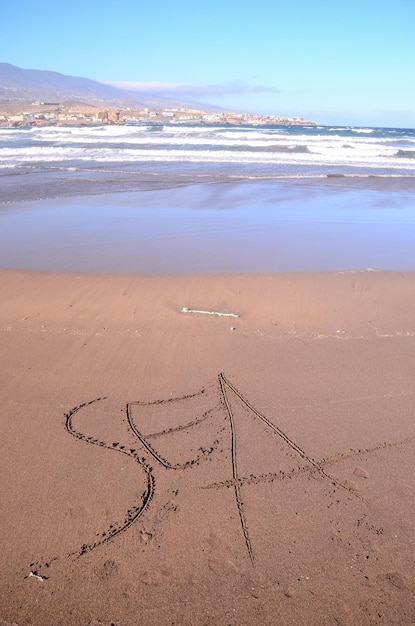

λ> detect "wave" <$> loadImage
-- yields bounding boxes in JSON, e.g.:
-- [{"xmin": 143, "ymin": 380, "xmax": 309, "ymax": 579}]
[
  {"xmin": 213, "ymin": 130, "xmax": 282, "ymax": 140},
  {"xmin": 351, "ymin": 128, "xmax": 375, "ymax": 134},
  {"xmin": 395, "ymin": 149, "xmax": 415, "ymax": 159},
  {"xmin": 4, "ymin": 123, "xmax": 413, "ymax": 146},
  {"xmin": 1, "ymin": 124, "xmax": 415, "ymax": 177},
  {"xmin": 263, "ymin": 144, "xmax": 311, "ymax": 154}
]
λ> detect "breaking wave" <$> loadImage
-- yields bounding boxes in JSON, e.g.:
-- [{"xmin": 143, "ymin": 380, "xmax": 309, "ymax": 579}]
[
  {"xmin": 1, "ymin": 122, "xmax": 414, "ymax": 176},
  {"xmin": 395, "ymin": 149, "xmax": 415, "ymax": 159}
]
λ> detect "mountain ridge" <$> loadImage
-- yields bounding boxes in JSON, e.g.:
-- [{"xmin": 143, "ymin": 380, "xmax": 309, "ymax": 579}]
[{"xmin": 0, "ymin": 63, "xmax": 219, "ymax": 111}]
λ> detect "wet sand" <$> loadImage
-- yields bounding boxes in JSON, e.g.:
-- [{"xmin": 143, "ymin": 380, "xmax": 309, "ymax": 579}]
[
  {"xmin": 1, "ymin": 268, "xmax": 414, "ymax": 625},
  {"xmin": 1, "ymin": 180, "xmax": 415, "ymax": 273}
]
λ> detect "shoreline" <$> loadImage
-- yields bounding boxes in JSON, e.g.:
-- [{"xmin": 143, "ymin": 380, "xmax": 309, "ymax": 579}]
[
  {"xmin": 1, "ymin": 179, "xmax": 415, "ymax": 275},
  {"xmin": 2, "ymin": 115, "xmax": 415, "ymax": 625},
  {"xmin": 2, "ymin": 171, "xmax": 415, "ymax": 206}
]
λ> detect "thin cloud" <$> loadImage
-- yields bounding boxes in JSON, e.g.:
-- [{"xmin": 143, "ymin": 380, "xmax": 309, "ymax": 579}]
[{"xmin": 101, "ymin": 80, "xmax": 281, "ymax": 99}]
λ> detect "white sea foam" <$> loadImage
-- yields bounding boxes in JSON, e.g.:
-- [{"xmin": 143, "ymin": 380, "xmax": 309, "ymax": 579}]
[
  {"xmin": 1, "ymin": 145, "xmax": 412, "ymax": 171},
  {"xmin": 1, "ymin": 123, "xmax": 414, "ymax": 175},
  {"xmin": 351, "ymin": 128, "xmax": 375, "ymax": 134}
]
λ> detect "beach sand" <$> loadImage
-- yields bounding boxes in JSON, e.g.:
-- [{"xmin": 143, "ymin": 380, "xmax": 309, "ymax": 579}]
[{"xmin": 1, "ymin": 268, "xmax": 414, "ymax": 625}]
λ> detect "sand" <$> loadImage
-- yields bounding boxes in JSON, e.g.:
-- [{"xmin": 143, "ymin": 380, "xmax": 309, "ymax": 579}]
[
  {"xmin": 1, "ymin": 268, "xmax": 414, "ymax": 625},
  {"xmin": 2, "ymin": 181, "xmax": 415, "ymax": 274}
]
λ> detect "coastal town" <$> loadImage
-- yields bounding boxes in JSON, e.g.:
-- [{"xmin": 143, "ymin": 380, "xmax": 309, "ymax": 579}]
[{"xmin": 0, "ymin": 101, "xmax": 313, "ymax": 127}]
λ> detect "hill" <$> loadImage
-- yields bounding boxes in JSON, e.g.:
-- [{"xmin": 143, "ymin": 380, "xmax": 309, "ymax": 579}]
[{"xmin": 0, "ymin": 63, "xmax": 215, "ymax": 110}]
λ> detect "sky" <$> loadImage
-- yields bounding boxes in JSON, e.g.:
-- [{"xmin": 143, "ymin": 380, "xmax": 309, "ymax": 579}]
[{"xmin": 2, "ymin": 0, "xmax": 415, "ymax": 127}]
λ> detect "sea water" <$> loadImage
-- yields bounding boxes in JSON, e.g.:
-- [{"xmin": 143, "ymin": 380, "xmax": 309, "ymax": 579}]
[
  {"xmin": 1, "ymin": 123, "xmax": 415, "ymax": 191},
  {"xmin": 0, "ymin": 123, "xmax": 414, "ymax": 272}
]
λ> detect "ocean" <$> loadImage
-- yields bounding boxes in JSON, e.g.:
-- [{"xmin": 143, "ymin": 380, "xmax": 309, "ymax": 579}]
[
  {"xmin": 0, "ymin": 123, "xmax": 415, "ymax": 272},
  {"xmin": 1, "ymin": 123, "xmax": 415, "ymax": 194}
]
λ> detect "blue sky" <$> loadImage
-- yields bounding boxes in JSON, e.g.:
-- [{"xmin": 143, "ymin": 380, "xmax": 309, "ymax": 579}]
[{"xmin": 2, "ymin": 0, "xmax": 415, "ymax": 127}]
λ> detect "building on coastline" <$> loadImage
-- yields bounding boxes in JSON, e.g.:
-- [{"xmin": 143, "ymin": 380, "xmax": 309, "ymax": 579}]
[{"xmin": 0, "ymin": 102, "xmax": 314, "ymax": 127}]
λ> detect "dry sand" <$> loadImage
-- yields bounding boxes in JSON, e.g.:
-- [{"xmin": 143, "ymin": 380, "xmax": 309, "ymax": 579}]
[{"xmin": 1, "ymin": 268, "xmax": 414, "ymax": 625}]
